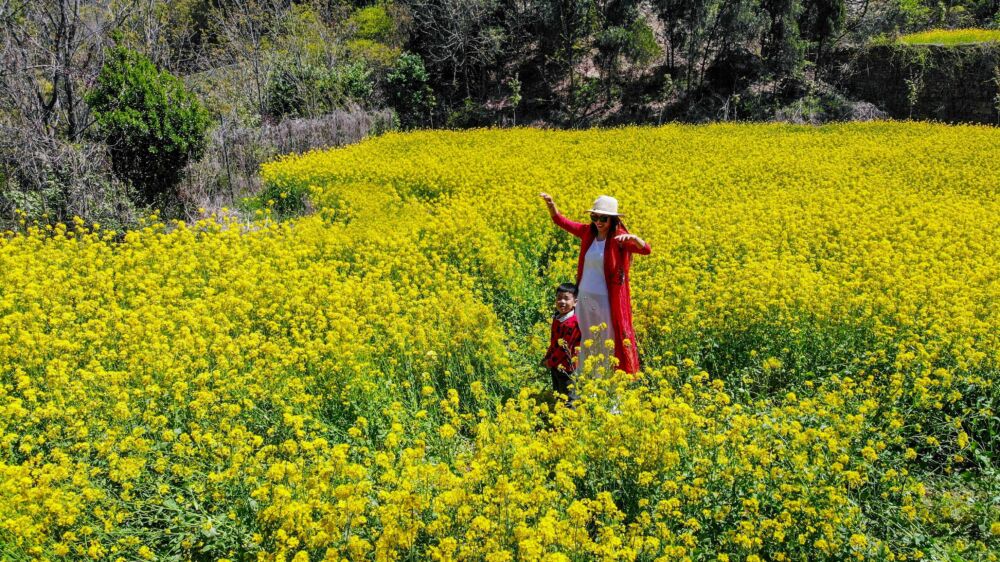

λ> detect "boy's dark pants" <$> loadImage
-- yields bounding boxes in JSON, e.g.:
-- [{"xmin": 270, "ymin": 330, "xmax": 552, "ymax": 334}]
[{"xmin": 550, "ymin": 367, "xmax": 577, "ymax": 404}]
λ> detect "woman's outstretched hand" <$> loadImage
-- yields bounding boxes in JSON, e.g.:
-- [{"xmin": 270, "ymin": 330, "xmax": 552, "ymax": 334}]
[
  {"xmin": 540, "ymin": 193, "xmax": 558, "ymax": 217},
  {"xmin": 615, "ymin": 233, "xmax": 645, "ymax": 249}
]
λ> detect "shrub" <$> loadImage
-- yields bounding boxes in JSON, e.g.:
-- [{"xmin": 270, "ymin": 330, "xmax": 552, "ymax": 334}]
[
  {"xmin": 266, "ymin": 63, "xmax": 327, "ymax": 118},
  {"xmin": 628, "ymin": 18, "xmax": 662, "ymax": 65},
  {"xmin": 0, "ymin": 125, "xmax": 138, "ymax": 231},
  {"xmin": 346, "ymin": 38, "xmax": 401, "ymax": 67},
  {"xmin": 442, "ymin": 98, "xmax": 485, "ymax": 128},
  {"xmin": 327, "ymin": 62, "xmax": 377, "ymax": 106},
  {"xmin": 87, "ymin": 46, "xmax": 210, "ymax": 205},
  {"xmin": 385, "ymin": 52, "xmax": 436, "ymax": 128},
  {"xmin": 348, "ymin": 5, "xmax": 396, "ymax": 43},
  {"xmin": 267, "ymin": 61, "xmax": 378, "ymax": 119}
]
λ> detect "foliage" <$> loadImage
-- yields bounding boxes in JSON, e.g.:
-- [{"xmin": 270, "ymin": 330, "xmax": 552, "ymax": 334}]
[
  {"xmin": 0, "ymin": 0, "xmax": 119, "ymax": 141},
  {"xmin": 593, "ymin": 12, "xmax": 662, "ymax": 104},
  {"xmin": 898, "ymin": 0, "xmax": 935, "ymax": 28},
  {"xmin": 0, "ymin": 133, "xmax": 139, "ymax": 232},
  {"xmin": 271, "ymin": 3, "xmax": 339, "ymax": 67},
  {"xmin": 627, "ymin": 18, "xmax": 663, "ymax": 66},
  {"xmin": 333, "ymin": 62, "xmax": 379, "ymax": 103},
  {"xmin": 444, "ymin": 98, "xmax": 492, "ymax": 128},
  {"xmin": 385, "ymin": 52, "xmax": 437, "ymax": 127},
  {"xmin": 87, "ymin": 46, "xmax": 210, "ymax": 205},
  {"xmin": 177, "ymin": 110, "xmax": 395, "ymax": 220},
  {"xmin": 347, "ymin": 4, "xmax": 399, "ymax": 43},
  {"xmin": 799, "ymin": 0, "xmax": 847, "ymax": 65},
  {"xmin": 508, "ymin": 73, "xmax": 523, "ymax": 124},
  {"xmin": 4, "ymin": 124, "xmax": 1000, "ymax": 560},
  {"xmin": 266, "ymin": 61, "xmax": 378, "ymax": 119},
  {"xmin": 762, "ymin": 0, "xmax": 808, "ymax": 77},
  {"xmin": 652, "ymin": 0, "xmax": 766, "ymax": 104},
  {"xmin": 799, "ymin": 0, "xmax": 847, "ymax": 41},
  {"xmin": 0, "ymin": 145, "xmax": 138, "ymax": 233},
  {"xmin": 861, "ymin": 0, "xmax": 998, "ymax": 34},
  {"xmin": 346, "ymin": 38, "xmax": 402, "ymax": 67},
  {"xmin": 244, "ymin": 178, "xmax": 311, "ymax": 219},
  {"xmin": 266, "ymin": 64, "xmax": 329, "ymax": 118}
]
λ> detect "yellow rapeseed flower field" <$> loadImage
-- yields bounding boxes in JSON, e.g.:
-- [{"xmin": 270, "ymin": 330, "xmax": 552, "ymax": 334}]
[
  {"xmin": 2, "ymin": 123, "xmax": 999, "ymax": 561},
  {"xmin": 897, "ymin": 28, "xmax": 1000, "ymax": 46}
]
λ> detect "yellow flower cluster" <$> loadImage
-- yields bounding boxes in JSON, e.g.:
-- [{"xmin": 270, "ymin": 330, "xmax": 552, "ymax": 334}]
[
  {"xmin": 3, "ymin": 123, "xmax": 999, "ymax": 561},
  {"xmin": 897, "ymin": 28, "xmax": 1000, "ymax": 46}
]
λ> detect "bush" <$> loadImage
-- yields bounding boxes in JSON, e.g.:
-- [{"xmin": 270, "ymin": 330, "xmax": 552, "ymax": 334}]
[
  {"xmin": 627, "ymin": 18, "xmax": 662, "ymax": 66},
  {"xmin": 266, "ymin": 64, "xmax": 327, "ymax": 118},
  {"xmin": 385, "ymin": 52, "xmax": 436, "ymax": 128},
  {"xmin": 87, "ymin": 46, "xmax": 210, "ymax": 205},
  {"xmin": 346, "ymin": 38, "xmax": 401, "ymax": 67},
  {"xmin": 0, "ymin": 129, "xmax": 137, "ymax": 231},
  {"xmin": 445, "ymin": 98, "xmax": 491, "ymax": 128},
  {"xmin": 838, "ymin": 42, "xmax": 1000, "ymax": 123},
  {"xmin": 348, "ymin": 5, "xmax": 396, "ymax": 43},
  {"xmin": 267, "ymin": 61, "xmax": 378, "ymax": 119},
  {"xmin": 327, "ymin": 62, "xmax": 377, "ymax": 106},
  {"xmin": 178, "ymin": 110, "xmax": 395, "ymax": 220}
]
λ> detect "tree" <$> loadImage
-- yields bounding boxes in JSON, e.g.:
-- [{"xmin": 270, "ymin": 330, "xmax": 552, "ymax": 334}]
[
  {"xmin": 652, "ymin": 0, "xmax": 765, "ymax": 100},
  {"xmin": 87, "ymin": 45, "xmax": 210, "ymax": 204},
  {"xmin": 592, "ymin": 2, "xmax": 659, "ymax": 103},
  {"xmin": 0, "ymin": 0, "xmax": 142, "ymax": 227},
  {"xmin": 534, "ymin": 0, "xmax": 600, "ymax": 116},
  {"xmin": 0, "ymin": 0, "xmax": 132, "ymax": 140},
  {"xmin": 386, "ymin": 52, "xmax": 437, "ymax": 127},
  {"xmin": 799, "ymin": 0, "xmax": 846, "ymax": 70},
  {"xmin": 404, "ymin": 0, "xmax": 512, "ymax": 103},
  {"xmin": 205, "ymin": 0, "xmax": 290, "ymax": 118},
  {"xmin": 761, "ymin": 0, "xmax": 806, "ymax": 79}
]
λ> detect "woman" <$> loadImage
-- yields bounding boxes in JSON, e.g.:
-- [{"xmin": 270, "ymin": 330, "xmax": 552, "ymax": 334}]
[{"xmin": 540, "ymin": 193, "xmax": 651, "ymax": 375}]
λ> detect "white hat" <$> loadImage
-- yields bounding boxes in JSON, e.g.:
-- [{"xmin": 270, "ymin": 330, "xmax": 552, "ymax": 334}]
[{"xmin": 587, "ymin": 195, "xmax": 622, "ymax": 216}]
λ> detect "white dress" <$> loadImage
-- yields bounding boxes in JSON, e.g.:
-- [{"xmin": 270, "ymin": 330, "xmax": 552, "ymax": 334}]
[{"xmin": 577, "ymin": 239, "xmax": 615, "ymax": 373}]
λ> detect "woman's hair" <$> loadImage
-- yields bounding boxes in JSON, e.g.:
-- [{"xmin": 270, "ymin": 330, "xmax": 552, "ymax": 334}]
[{"xmin": 589, "ymin": 215, "xmax": 627, "ymax": 236}]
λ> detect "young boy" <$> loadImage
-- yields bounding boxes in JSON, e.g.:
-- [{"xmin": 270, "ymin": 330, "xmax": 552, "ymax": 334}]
[{"xmin": 542, "ymin": 282, "xmax": 582, "ymax": 403}]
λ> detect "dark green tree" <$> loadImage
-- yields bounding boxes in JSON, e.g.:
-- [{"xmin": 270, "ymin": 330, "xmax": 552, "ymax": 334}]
[
  {"xmin": 761, "ymin": 0, "xmax": 805, "ymax": 79},
  {"xmin": 592, "ymin": 2, "xmax": 660, "ymax": 103},
  {"xmin": 386, "ymin": 52, "xmax": 437, "ymax": 128},
  {"xmin": 653, "ymin": 0, "xmax": 765, "ymax": 101},
  {"xmin": 87, "ymin": 46, "xmax": 210, "ymax": 205},
  {"xmin": 799, "ymin": 0, "xmax": 845, "ymax": 69},
  {"xmin": 531, "ymin": 0, "xmax": 603, "ymax": 122},
  {"xmin": 403, "ymin": 0, "xmax": 512, "ymax": 103}
]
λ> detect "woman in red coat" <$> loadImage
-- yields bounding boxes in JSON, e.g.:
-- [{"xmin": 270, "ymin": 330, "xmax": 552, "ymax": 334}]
[{"xmin": 540, "ymin": 193, "xmax": 651, "ymax": 374}]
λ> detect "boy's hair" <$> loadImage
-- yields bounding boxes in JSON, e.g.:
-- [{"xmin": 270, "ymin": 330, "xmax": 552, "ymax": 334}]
[{"xmin": 556, "ymin": 282, "xmax": 578, "ymax": 297}]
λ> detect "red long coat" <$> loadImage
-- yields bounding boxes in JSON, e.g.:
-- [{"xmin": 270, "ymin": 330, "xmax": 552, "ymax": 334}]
[{"xmin": 552, "ymin": 212, "xmax": 651, "ymax": 374}]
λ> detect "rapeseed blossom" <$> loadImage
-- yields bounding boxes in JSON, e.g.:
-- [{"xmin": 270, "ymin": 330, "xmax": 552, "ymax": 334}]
[
  {"xmin": 2, "ymin": 123, "xmax": 1000, "ymax": 561},
  {"xmin": 897, "ymin": 28, "xmax": 1000, "ymax": 45}
]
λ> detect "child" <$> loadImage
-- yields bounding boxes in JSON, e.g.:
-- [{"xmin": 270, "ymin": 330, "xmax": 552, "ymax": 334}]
[{"xmin": 542, "ymin": 282, "xmax": 582, "ymax": 403}]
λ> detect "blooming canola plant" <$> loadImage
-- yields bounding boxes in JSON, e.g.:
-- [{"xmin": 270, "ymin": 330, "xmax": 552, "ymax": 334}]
[{"xmin": 2, "ymin": 123, "xmax": 999, "ymax": 560}]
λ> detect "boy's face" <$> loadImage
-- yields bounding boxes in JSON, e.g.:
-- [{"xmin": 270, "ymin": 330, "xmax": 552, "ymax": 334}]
[{"xmin": 555, "ymin": 291, "xmax": 577, "ymax": 315}]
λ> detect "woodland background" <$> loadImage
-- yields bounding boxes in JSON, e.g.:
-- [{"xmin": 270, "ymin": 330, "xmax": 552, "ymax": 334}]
[{"xmin": 1, "ymin": 0, "xmax": 998, "ymax": 229}]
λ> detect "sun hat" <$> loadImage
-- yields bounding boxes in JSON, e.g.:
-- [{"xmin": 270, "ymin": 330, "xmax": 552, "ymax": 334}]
[{"xmin": 587, "ymin": 195, "xmax": 622, "ymax": 216}]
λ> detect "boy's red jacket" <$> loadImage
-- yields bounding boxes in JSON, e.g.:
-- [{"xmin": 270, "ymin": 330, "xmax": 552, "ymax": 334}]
[{"xmin": 543, "ymin": 312, "xmax": 581, "ymax": 372}]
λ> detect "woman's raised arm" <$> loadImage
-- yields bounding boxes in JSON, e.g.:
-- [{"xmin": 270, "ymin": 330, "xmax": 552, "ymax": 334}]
[
  {"xmin": 540, "ymin": 192, "xmax": 559, "ymax": 218},
  {"xmin": 540, "ymin": 193, "xmax": 589, "ymax": 238}
]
